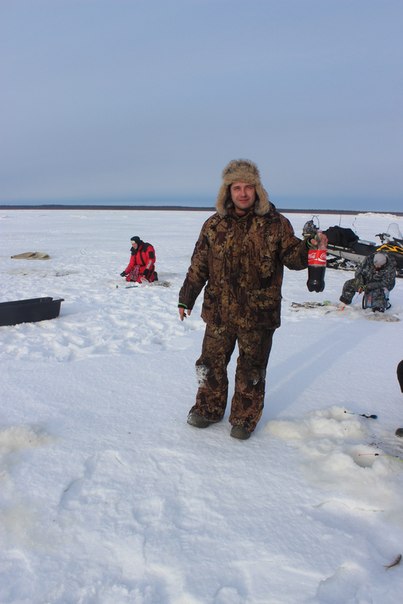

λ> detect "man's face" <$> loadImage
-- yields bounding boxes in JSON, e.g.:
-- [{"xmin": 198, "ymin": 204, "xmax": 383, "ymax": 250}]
[
  {"xmin": 131, "ymin": 241, "xmax": 138, "ymax": 250},
  {"xmin": 230, "ymin": 182, "xmax": 256, "ymax": 215}
]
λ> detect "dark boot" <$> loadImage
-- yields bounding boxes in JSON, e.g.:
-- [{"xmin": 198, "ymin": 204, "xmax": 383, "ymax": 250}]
[
  {"xmin": 230, "ymin": 425, "xmax": 251, "ymax": 440},
  {"xmin": 187, "ymin": 411, "xmax": 220, "ymax": 429}
]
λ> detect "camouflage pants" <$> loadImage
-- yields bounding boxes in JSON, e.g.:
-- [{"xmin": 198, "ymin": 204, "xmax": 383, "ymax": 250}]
[
  {"xmin": 341, "ymin": 277, "xmax": 389, "ymax": 309},
  {"xmin": 189, "ymin": 324, "xmax": 275, "ymax": 432}
]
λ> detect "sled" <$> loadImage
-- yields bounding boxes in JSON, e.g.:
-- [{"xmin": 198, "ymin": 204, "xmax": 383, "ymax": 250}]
[
  {"xmin": 290, "ymin": 300, "xmax": 400, "ymax": 322},
  {"xmin": 0, "ymin": 297, "xmax": 64, "ymax": 326},
  {"xmin": 302, "ymin": 219, "xmax": 403, "ymax": 277}
]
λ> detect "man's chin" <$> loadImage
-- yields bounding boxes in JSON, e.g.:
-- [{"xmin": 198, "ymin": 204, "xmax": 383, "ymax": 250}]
[{"xmin": 234, "ymin": 206, "xmax": 253, "ymax": 216}]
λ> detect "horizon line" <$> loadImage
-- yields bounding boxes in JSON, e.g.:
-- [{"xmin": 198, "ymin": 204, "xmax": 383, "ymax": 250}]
[{"xmin": 0, "ymin": 204, "xmax": 402, "ymax": 216}]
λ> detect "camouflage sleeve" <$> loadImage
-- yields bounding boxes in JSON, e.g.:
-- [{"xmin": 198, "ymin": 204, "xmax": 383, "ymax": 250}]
[
  {"xmin": 355, "ymin": 255, "xmax": 372, "ymax": 280},
  {"xmin": 383, "ymin": 256, "xmax": 397, "ymax": 290},
  {"xmin": 278, "ymin": 215, "xmax": 309, "ymax": 270},
  {"xmin": 178, "ymin": 222, "xmax": 210, "ymax": 309}
]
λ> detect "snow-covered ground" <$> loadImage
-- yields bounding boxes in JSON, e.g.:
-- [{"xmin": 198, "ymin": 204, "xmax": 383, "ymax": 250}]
[{"xmin": 1, "ymin": 208, "xmax": 402, "ymax": 604}]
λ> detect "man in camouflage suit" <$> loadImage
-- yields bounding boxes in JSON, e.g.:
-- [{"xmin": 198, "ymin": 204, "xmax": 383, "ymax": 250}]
[
  {"xmin": 339, "ymin": 252, "xmax": 396, "ymax": 312},
  {"xmin": 178, "ymin": 159, "xmax": 327, "ymax": 440}
]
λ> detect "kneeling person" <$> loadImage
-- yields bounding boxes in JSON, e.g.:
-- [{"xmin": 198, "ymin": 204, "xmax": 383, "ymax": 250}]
[
  {"xmin": 120, "ymin": 236, "xmax": 158, "ymax": 283},
  {"xmin": 340, "ymin": 252, "xmax": 396, "ymax": 312}
]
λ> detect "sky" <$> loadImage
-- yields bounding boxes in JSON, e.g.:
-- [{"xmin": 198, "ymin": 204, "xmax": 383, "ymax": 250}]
[
  {"xmin": 1, "ymin": 0, "xmax": 402, "ymax": 211},
  {"xmin": 1, "ymin": 208, "xmax": 403, "ymax": 603}
]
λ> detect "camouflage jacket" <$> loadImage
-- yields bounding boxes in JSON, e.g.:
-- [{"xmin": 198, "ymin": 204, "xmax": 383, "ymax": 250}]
[
  {"xmin": 355, "ymin": 253, "xmax": 396, "ymax": 292},
  {"xmin": 179, "ymin": 205, "xmax": 308, "ymax": 329}
]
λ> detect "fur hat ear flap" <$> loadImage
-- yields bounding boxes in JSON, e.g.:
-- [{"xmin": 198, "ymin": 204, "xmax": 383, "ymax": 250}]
[{"xmin": 215, "ymin": 159, "xmax": 271, "ymax": 217}]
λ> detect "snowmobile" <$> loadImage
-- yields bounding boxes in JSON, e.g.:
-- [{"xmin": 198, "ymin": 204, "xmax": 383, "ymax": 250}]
[{"xmin": 302, "ymin": 217, "xmax": 403, "ymax": 278}]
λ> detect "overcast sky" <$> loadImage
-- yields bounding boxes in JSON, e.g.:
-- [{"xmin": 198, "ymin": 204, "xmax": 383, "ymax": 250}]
[{"xmin": 1, "ymin": 0, "xmax": 402, "ymax": 211}]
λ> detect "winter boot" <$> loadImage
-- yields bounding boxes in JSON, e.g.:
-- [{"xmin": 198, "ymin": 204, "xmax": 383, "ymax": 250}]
[
  {"xmin": 187, "ymin": 412, "xmax": 219, "ymax": 429},
  {"xmin": 230, "ymin": 425, "xmax": 251, "ymax": 440}
]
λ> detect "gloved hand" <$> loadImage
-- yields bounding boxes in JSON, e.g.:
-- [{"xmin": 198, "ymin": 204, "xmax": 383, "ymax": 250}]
[{"xmin": 120, "ymin": 271, "xmax": 126, "ymax": 277}]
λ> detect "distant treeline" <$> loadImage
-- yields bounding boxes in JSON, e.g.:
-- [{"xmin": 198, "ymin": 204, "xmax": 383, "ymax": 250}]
[{"xmin": 0, "ymin": 204, "xmax": 402, "ymax": 216}]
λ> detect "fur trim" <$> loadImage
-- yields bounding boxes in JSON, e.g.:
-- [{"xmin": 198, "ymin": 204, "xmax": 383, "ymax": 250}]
[{"xmin": 215, "ymin": 159, "xmax": 272, "ymax": 217}]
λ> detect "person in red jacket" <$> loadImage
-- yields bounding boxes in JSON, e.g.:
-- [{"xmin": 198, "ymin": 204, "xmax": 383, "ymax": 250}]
[{"xmin": 120, "ymin": 236, "xmax": 158, "ymax": 283}]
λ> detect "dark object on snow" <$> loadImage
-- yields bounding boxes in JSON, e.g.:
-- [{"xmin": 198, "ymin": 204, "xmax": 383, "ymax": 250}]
[
  {"xmin": 0, "ymin": 297, "xmax": 64, "ymax": 326},
  {"xmin": 344, "ymin": 410, "xmax": 378, "ymax": 419},
  {"xmin": 397, "ymin": 360, "xmax": 403, "ymax": 393},
  {"xmin": 11, "ymin": 251, "xmax": 50, "ymax": 260},
  {"xmin": 384, "ymin": 553, "xmax": 402, "ymax": 569},
  {"xmin": 396, "ymin": 362, "xmax": 403, "ymax": 437},
  {"xmin": 323, "ymin": 226, "xmax": 359, "ymax": 247}
]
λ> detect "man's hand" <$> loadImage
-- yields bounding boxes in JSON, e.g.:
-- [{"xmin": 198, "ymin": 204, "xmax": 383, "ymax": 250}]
[
  {"xmin": 178, "ymin": 306, "xmax": 192, "ymax": 321},
  {"xmin": 309, "ymin": 231, "xmax": 328, "ymax": 249}
]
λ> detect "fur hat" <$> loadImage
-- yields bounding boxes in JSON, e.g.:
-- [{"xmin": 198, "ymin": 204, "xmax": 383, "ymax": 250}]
[
  {"xmin": 373, "ymin": 252, "xmax": 387, "ymax": 268},
  {"xmin": 215, "ymin": 159, "xmax": 271, "ymax": 217}
]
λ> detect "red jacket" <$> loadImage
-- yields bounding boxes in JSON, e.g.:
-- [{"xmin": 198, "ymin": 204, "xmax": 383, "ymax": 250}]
[{"xmin": 124, "ymin": 242, "xmax": 157, "ymax": 283}]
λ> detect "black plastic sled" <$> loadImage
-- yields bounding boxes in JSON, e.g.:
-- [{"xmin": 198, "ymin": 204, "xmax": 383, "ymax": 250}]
[{"xmin": 0, "ymin": 297, "xmax": 64, "ymax": 327}]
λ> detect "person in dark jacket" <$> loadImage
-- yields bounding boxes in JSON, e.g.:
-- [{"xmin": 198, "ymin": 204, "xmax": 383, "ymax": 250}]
[
  {"xmin": 339, "ymin": 252, "xmax": 396, "ymax": 312},
  {"xmin": 178, "ymin": 159, "xmax": 327, "ymax": 440},
  {"xmin": 120, "ymin": 236, "xmax": 158, "ymax": 283}
]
